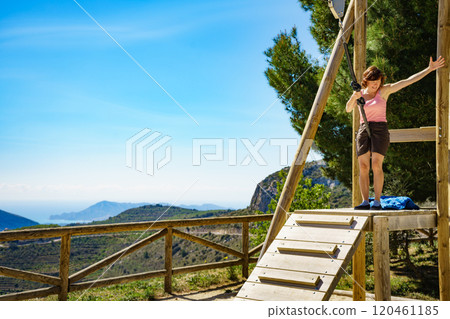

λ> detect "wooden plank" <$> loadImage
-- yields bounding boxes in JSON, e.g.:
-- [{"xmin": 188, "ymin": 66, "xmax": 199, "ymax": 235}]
[
  {"xmin": 0, "ymin": 286, "xmax": 60, "ymax": 301},
  {"xmin": 165, "ymin": 227, "xmax": 173, "ymax": 294},
  {"xmin": 172, "ymin": 259, "xmax": 242, "ymax": 276},
  {"xmin": 322, "ymin": 227, "xmax": 366, "ymax": 300},
  {"xmin": 0, "ymin": 214, "xmax": 273, "ymax": 242},
  {"xmin": 389, "ymin": 127, "xmax": 436, "ymax": 143},
  {"xmin": 248, "ymin": 267, "xmax": 335, "ymax": 292},
  {"xmin": 294, "ymin": 208, "xmax": 436, "ymax": 217},
  {"xmin": 352, "ymin": 233, "xmax": 366, "ymax": 301},
  {"xmin": 172, "ymin": 229, "xmax": 243, "ymax": 258},
  {"xmin": 236, "ymin": 281, "xmax": 325, "ymax": 301},
  {"xmin": 277, "ymin": 241, "xmax": 337, "ymax": 255},
  {"xmin": 0, "ymin": 266, "xmax": 61, "ymax": 286},
  {"xmin": 268, "ymin": 240, "xmax": 352, "ymax": 259},
  {"xmin": 258, "ymin": 0, "xmax": 356, "ymax": 261},
  {"xmin": 373, "ymin": 216, "xmax": 391, "ymax": 300},
  {"xmin": 437, "ymin": 0, "xmax": 450, "ymax": 301},
  {"xmin": 287, "ymin": 214, "xmax": 367, "ymax": 230},
  {"xmin": 70, "ymin": 229, "xmax": 167, "ymax": 283},
  {"xmin": 295, "ymin": 215, "xmax": 354, "ymax": 226},
  {"xmin": 259, "ymin": 272, "xmax": 319, "ymax": 287},
  {"xmin": 387, "ymin": 214, "xmax": 437, "ymax": 231},
  {"xmin": 58, "ymin": 234, "xmax": 70, "ymax": 301},
  {"xmin": 258, "ymin": 253, "xmax": 343, "ymax": 275},
  {"xmin": 276, "ymin": 225, "xmax": 361, "ymax": 245}
]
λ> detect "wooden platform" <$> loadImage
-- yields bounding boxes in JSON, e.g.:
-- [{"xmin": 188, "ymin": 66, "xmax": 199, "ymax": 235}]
[
  {"xmin": 292, "ymin": 208, "xmax": 437, "ymax": 232},
  {"xmin": 235, "ymin": 213, "xmax": 369, "ymax": 301}
]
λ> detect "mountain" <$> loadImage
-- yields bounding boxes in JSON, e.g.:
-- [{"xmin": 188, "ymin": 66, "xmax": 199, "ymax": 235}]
[
  {"xmin": 86, "ymin": 204, "xmax": 234, "ymax": 225},
  {"xmin": 49, "ymin": 201, "xmax": 149, "ymax": 221},
  {"xmin": 249, "ymin": 160, "xmax": 351, "ymax": 213},
  {"xmin": 178, "ymin": 203, "xmax": 233, "ymax": 211},
  {"xmin": 0, "ymin": 210, "xmax": 39, "ymax": 231}
]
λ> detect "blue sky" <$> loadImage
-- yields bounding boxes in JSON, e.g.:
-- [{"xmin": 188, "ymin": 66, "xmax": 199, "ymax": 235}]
[{"xmin": 0, "ymin": 0, "xmax": 322, "ymax": 216}]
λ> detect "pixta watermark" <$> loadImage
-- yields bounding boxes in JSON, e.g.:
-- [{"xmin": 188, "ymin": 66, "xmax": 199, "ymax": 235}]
[
  {"xmin": 126, "ymin": 128, "xmax": 172, "ymax": 176},
  {"xmin": 126, "ymin": 129, "xmax": 299, "ymax": 175}
]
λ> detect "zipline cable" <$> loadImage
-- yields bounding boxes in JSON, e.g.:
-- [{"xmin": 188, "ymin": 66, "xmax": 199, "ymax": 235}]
[{"xmin": 328, "ymin": 0, "xmax": 371, "ymax": 137}]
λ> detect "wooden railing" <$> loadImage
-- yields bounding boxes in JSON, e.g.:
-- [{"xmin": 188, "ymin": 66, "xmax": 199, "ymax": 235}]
[{"xmin": 0, "ymin": 214, "xmax": 273, "ymax": 301}]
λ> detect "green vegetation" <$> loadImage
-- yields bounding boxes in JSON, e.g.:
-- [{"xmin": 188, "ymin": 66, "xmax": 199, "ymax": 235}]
[
  {"xmin": 250, "ymin": 169, "xmax": 331, "ymax": 246},
  {"xmin": 34, "ymin": 267, "xmax": 247, "ymax": 301},
  {"xmin": 336, "ymin": 234, "xmax": 439, "ymax": 300}
]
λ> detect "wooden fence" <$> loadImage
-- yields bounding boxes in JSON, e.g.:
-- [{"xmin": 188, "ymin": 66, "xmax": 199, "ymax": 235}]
[{"xmin": 0, "ymin": 214, "xmax": 273, "ymax": 301}]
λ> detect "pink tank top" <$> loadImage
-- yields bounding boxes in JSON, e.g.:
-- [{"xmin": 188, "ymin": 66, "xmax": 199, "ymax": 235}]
[{"xmin": 360, "ymin": 90, "xmax": 387, "ymax": 123}]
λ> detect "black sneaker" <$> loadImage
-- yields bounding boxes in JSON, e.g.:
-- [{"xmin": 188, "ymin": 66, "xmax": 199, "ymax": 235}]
[
  {"xmin": 354, "ymin": 203, "xmax": 370, "ymax": 210},
  {"xmin": 371, "ymin": 205, "xmax": 382, "ymax": 210}
]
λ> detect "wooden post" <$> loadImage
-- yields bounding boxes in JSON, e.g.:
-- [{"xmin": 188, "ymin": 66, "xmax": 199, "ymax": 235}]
[
  {"xmin": 242, "ymin": 222, "xmax": 249, "ymax": 278},
  {"xmin": 259, "ymin": 0, "xmax": 356, "ymax": 261},
  {"xmin": 352, "ymin": 0, "xmax": 367, "ymax": 301},
  {"xmin": 373, "ymin": 216, "xmax": 391, "ymax": 301},
  {"xmin": 437, "ymin": 0, "xmax": 450, "ymax": 301},
  {"xmin": 164, "ymin": 227, "xmax": 173, "ymax": 294},
  {"xmin": 58, "ymin": 235, "xmax": 71, "ymax": 301}
]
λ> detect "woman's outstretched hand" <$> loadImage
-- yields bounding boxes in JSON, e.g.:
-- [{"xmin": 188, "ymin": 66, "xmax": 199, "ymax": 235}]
[{"xmin": 429, "ymin": 56, "xmax": 446, "ymax": 71}]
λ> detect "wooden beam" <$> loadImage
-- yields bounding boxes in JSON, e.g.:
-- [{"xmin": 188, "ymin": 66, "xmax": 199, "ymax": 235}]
[
  {"xmin": 0, "ymin": 215, "xmax": 273, "ymax": 242},
  {"xmin": 437, "ymin": 0, "xmax": 450, "ymax": 301},
  {"xmin": 373, "ymin": 216, "xmax": 391, "ymax": 301},
  {"xmin": 172, "ymin": 259, "xmax": 242, "ymax": 276},
  {"xmin": 249, "ymin": 243, "xmax": 263, "ymax": 257},
  {"xmin": 172, "ymin": 229, "xmax": 244, "ymax": 258},
  {"xmin": 389, "ymin": 127, "xmax": 436, "ymax": 143},
  {"xmin": 0, "ymin": 266, "xmax": 61, "ymax": 286},
  {"xmin": 352, "ymin": 232, "xmax": 366, "ymax": 301},
  {"xmin": 387, "ymin": 214, "xmax": 437, "ymax": 231},
  {"xmin": 69, "ymin": 229, "xmax": 167, "ymax": 283},
  {"xmin": 0, "ymin": 286, "xmax": 60, "ymax": 301},
  {"xmin": 352, "ymin": 0, "xmax": 366, "ymax": 209},
  {"xmin": 351, "ymin": 14, "xmax": 364, "ymax": 307},
  {"xmin": 58, "ymin": 234, "xmax": 71, "ymax": 301},
  {"xmin": 259, "ymin": 0, "xmax": 356, "ymax": 260}
]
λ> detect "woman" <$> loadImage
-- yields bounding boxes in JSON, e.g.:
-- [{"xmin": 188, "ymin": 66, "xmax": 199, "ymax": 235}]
[{"xmin": 346, "ymin": 56, "xmax": 445, "ymax": 210}]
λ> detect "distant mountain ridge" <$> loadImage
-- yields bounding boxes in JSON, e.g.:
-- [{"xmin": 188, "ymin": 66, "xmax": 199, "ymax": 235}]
[
  {"xmin": 49, "ymin": 201, "xmax": 149, "ymax": 221},
  {"xmin": 50, "ymin": 201, "xmax": 234, "ymax": 222},
  {"xmin": 0, "ymin": 210, "xmax": 39, "ymax": 231}
]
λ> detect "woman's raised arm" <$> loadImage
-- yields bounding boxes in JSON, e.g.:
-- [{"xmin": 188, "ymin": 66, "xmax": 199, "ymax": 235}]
[{"xmin": 382, "ymin": 56, "xmax": 445, "ymax": 96}]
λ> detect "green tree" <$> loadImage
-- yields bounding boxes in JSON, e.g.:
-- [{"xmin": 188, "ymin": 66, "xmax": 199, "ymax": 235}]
[
  {"xmin": 251, "ymin": 170, "xmax": 330, "ymax": 245},
  {"xmin": 265, "ymin": 0, "xmax": 437, "ymax": 201}
]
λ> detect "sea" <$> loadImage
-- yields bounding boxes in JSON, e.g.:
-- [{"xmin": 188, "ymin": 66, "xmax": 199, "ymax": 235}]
[{"xmin": 0, "ymin": 200, "xmax": 97, "ymax": 225}]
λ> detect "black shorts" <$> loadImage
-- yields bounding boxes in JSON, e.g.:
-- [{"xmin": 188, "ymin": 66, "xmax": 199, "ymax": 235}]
[{"xmin": 356, "ymin": 122, "xmax": 390, "ymax": 157}]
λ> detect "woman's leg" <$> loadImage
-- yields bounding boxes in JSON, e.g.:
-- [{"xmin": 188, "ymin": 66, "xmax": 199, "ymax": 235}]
[
  {"xmin": 371, "ymin": 152, "xmax": 385, "ymax": 202},
  {"xmin": 358, "ymin": 152, "xmax": 371, "ymax": 201}
]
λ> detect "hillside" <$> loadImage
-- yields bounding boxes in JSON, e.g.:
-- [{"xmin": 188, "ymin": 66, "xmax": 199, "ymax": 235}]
[
  {"xmin": 0, "ymin": 206, "xmax": 241, "ymax": 295},
  {"xmin": 249, "ymin": 160, "xmax": 351, "ymax": 212},
  {"xmin": 0, "ymin": 209, "xmax": 39, "ymax": 231}
]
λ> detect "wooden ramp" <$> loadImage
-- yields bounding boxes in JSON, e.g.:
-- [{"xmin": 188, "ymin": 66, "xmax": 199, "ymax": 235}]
[{"xmin": 235, "ymin": 213, "xmax": 368, "ymax": 301}]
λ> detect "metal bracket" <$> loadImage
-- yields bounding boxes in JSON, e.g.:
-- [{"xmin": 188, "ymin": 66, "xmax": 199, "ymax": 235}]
[{"xmin": 328, "ymin": 0, "xmax": 345, "ymax": 19}]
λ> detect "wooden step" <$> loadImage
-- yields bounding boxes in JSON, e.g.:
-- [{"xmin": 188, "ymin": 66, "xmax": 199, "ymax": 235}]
[
  {"xmin": 258, "ymin": 272, "xmax": 320, "ymax": 287},
  {"xmin": 296, "ymin": 215, "xmax": 354, "ymax": 226},
  {"xmin": 277, "ymin": 241, "xmax": 337, "ymax": 255}
]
